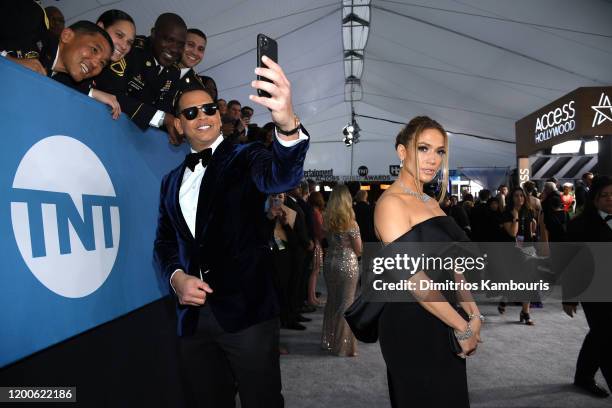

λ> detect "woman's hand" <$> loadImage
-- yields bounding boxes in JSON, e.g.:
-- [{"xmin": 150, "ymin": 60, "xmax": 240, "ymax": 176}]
[
  {"xmin": 458, "ymin": 333, "xmax": 479, "ymax": 358},
  {"xmin": 470, "ymin": 317, "xmax": 482, "ymax": 344},
  {"xmin": 456, "ymin": 320, "xmax": 479, "ymax": 358},
  {"xmin": 91, "ymin": 89, "xmax": 121, "ymax": 119}
]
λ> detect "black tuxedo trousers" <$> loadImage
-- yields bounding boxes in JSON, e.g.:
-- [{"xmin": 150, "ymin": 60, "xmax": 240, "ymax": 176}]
[{"xmin": 178, "ymin": 305, "xmax": 283, "ymax": 408}]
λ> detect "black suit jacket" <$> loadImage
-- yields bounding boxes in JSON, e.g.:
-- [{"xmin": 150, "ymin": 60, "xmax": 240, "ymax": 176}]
[
  {"xmin": 154, "ymin": 134, "xmax": 309, "ymax": 335},
  {"xmin": 561, "ymin": 210, "xmax": 612, "ymax": 302},
  {"xmin": 354, "ymin": 201, "xmax": 376, "ymax": 242}
]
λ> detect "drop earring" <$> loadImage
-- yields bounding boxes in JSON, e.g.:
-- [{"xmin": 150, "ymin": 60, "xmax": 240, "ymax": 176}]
[
  {"xmin": 400, "ymin": 159, "xmax": 404, "ymax": 167},
  {"xmin": 435, "ymin": 169, "xmax": 442, "ymax": 191}
]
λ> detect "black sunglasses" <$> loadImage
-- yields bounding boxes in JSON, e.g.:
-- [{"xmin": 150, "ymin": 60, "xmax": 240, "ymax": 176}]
[{"xmin": 180, "ymin": 103, "xmax": 218, "ymax": 120}]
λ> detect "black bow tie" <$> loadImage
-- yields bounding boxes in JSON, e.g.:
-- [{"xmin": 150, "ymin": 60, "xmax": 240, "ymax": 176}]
[
  {"xmin": 605, "ymin": 214, "xmax": 612, "ymax": 222},
  {"xmin": 185, "ymin": 148, "xmax": 212, "ymax": 171}
]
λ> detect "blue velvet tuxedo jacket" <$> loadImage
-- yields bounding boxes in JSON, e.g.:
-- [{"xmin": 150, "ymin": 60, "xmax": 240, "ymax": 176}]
[{"xmin": 154, "ymin": 133, "xmax": 308, "ymax": 336}]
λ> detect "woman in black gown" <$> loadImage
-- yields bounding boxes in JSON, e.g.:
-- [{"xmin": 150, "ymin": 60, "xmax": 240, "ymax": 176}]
[{"xmin": 374, "ymin": 116, "xmax": 483, "ymax": 407}]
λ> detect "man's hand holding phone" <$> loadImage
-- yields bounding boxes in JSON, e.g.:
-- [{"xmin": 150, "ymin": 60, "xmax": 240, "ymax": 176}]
[{"xmin": 250, "ymin": 55, "xmax": 297, "ymax": 138}]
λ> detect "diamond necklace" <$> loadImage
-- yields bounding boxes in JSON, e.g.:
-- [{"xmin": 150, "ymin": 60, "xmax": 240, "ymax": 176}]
[{"xmin": 398, "ymin": 179, "xmax": 431, "ymax": 202}]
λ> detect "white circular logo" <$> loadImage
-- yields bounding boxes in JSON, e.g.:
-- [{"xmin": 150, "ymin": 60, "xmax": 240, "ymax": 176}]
[{"xmin": 10, "ymin": 136, "xmax": 120, "ymax": 298}]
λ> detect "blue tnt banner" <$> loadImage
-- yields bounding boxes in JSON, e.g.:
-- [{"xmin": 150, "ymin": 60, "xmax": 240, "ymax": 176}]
[{"xmin": 0, "ymin": 58, "xmax": 188, "ymax": 367}]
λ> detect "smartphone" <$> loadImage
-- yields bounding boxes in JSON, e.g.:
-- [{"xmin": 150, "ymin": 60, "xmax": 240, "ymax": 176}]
[
  {"xmin": 257, "ymin": 34, "xmax": 278, "ymax": 98},
  {"xmin": 272, "ymin": 196, "xmax": 282, "ymax": 209}
]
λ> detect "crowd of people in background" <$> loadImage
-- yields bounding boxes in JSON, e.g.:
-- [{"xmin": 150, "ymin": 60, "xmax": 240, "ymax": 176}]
[{"xmin": 267, "ymin": 171, "xmax": 602, "ymax": 355}]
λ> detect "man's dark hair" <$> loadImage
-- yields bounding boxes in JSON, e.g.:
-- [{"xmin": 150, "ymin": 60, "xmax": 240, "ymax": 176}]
[
  {"xmin": 154, "ymin": 13, "xmax": 187, "ymax": 30},
  {"xmin": 221, "ymin": 114, "xmax": 239, "ymax": 126},
  {"xmin": 227, "ymin": 100, "xmax": 241, "ymax": 109},
  {"xmin": 586, "ymin": 175, "xmax": 612, "ymax": 212},
  {"xmin": 523, "ymin": 181, "xmax": 536, "ymax": 194},
  {"xmin": 173, "ymin": 85, "xmax": 212, "ymax": 116},
  {"xmin": 478, "ymin": 189, "xmax": 491, "ymax": 202},
  {"xmin": 187, "ymin": 28, "xmax": 207, "ymax": 42},
  {"xmin": 262, "ymin": 122, "xmax": 275, "ymax": 134},
  {"xmin": 241, "ymin": 106, "xmax": 254, "ymax": 115},
  {"xmin": 68, "ymin": 21, "xmax": 114, "ymax": 54},
  {"xmin": 97, "ymin": 9, "xmax": 134, "ymax": 27},
  {"xmin": 582, "ymin": 172, "xmax": 594, "ymax": 181}
]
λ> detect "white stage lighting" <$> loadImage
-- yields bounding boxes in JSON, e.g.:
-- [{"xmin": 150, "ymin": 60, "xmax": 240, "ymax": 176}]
[{"xmin": 551, "ymin": 140, "xmax": 581, "ymax": 154}]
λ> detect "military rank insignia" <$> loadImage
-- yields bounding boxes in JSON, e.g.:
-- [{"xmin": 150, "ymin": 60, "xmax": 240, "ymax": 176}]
[
  {"xmin": 128, "ymin": 74, "xmax": 145, "ymax": 91},
  {"xmin": 110, "ymin": 58, "xmax": 127, "ymax": 77}
]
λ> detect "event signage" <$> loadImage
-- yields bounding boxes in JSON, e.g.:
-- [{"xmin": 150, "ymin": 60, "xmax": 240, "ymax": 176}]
[
  {"xmin": 533, "ymin": 100, "xmax": 575, "ymax": 143},
  {"xmin": 0, "ymin": 58, "xmax": 188, "ymax": 367},
  {"xmin": 11, "ymin": 136, "xmax": 120, "ymax": 298},
  {"xmin": 389, "ymin": 165, "xmax": 400, "ymax": 176},
  {"xmin": 303, "ymin": 168, "xmax": 393, "ymax": 182},
  {"xmin": 515, "ymin": 87, "xmax": 612, "ymax": 157}
]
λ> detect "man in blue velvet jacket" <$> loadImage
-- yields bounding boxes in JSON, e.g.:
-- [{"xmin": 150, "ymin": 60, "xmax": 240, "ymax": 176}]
[{"xmin": 154, "ymin": 56, "xmax": 308, "ymax": 407}]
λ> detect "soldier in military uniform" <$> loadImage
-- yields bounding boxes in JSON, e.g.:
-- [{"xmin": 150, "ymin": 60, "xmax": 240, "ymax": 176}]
[
  {"xmin": 52, "ymin": 10, "xmax": 137, "ymax": 121},
  {"xmin": 1, "ymin": 1, "xmax": 113, "ymax": 85},
  {"xmin": 0, "ymin": 0, "xmax": 49, "ymax": 75},
  {"xmin": 1, "ymin": 2, "xmax": 111, "ymax": 81},
  {"xmin": 124, "ymin": 13, "xmax": 187, "ymax": 145},
  {"xmin": 177, "ymin": 28, "xmax": 218, "ymax": 101}
]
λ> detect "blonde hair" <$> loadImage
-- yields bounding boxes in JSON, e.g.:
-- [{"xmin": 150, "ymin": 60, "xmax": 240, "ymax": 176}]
[
  {"xmin": 323, "ymin": 184, "xmax": 355, "ymax": 233},
  {"xmin": 395, "ymin": 116, "xmax": 449, "ymax": 203}
]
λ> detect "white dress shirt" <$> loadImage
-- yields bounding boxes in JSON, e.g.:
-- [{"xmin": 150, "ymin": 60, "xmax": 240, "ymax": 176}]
[
  {"xmin": 180, "ymin": 135, "xmax": 224, "ymax": 238},
  {"xmin": 170, "ymin": 128, "xmax": 308, "ymax": 287}
]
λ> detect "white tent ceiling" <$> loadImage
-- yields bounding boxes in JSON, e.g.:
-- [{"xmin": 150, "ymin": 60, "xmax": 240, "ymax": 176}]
[{"xmin": 42, "ymin": 0, "xmax": 612, "ymax": 176}]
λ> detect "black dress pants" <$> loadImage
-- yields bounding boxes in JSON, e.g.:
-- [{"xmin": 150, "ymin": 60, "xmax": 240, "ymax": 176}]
[
  {"xmin": 178, "ymin": 305, "xmax": 284, "ymax": 408},
  {"xmin": 272, "ymin": 248, "xmax": 296, "ymax": 325},
  {"xmin": 575, "ymin": 302, "xmax": 612, "ymax": 390}
]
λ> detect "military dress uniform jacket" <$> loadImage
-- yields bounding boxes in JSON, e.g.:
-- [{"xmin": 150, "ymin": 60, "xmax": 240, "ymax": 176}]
[
  {"xmin": 0, "ymin": 1, "xmax": 48, "ymax": 60},
  {"xmin": 0, "ymin": 0, "xmax": 57, "ymax": 75},
  {"xmin": 53, "ymin": 57, "xmax": 161, "ymax": 130},
  {"xmin": 125, "ymin": 36, "xmax": 182, "ymax": 116}
]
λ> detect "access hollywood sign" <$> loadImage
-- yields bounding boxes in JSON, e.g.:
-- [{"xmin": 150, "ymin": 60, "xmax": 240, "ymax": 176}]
[
  {"xmin": 10, "ymin": 136, "xmax": 120, "ymax": 298},
  {"xmin": 534, "ymin": 100, "xmax": 576, "ymax": 143},
  {"xmin": 515, "ymin": 87, "xmax": 612, "ymax": 158}
]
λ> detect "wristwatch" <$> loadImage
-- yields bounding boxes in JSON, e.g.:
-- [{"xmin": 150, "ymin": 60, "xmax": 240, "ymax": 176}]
[{"xmin": 276, "ymin": 115, "xmax": 301, "ymax": 136}]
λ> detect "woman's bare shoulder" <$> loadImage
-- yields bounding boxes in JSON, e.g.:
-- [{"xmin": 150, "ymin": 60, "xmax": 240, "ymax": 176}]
[{"xmin": 375, "ymin": 192, "xmax": 412, "ymax": 242}]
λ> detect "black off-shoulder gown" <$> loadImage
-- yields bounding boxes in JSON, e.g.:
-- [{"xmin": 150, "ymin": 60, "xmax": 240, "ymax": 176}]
[{"xmin": 378, "ymin": 216, "xmax": 471, "ymax": 408}]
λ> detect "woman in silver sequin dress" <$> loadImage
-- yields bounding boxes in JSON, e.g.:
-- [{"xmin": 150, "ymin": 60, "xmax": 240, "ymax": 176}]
[{"xmin": 321, "ymin": 184, "xmax": 362, "ymax": 357}]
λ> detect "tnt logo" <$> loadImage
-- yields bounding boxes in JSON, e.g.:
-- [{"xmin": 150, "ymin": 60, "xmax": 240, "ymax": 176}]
[{"xmin": 10, "ymin": 136, "xmax": 120, "ymax": 298}]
